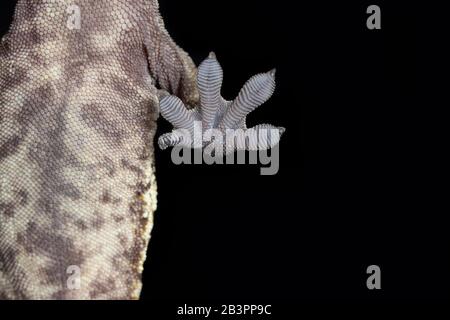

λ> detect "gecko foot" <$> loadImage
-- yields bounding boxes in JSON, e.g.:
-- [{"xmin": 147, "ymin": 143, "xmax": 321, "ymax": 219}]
[{"xmin": 158, "ymin": 52, "xmax": 285, "ymax": 155}]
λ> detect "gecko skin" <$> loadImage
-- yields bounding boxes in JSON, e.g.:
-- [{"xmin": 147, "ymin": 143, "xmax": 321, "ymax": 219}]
[{"xmin": 0, "ymin": 0, "xmax": 283, "ymax": 300}]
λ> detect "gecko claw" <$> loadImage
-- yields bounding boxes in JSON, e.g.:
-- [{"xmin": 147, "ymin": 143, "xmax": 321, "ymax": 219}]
[{"xmin": 268, "ymin": 68, "xmax": 276, "ymax": 77}]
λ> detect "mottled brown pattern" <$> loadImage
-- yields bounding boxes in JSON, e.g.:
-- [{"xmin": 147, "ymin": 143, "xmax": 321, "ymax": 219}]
[
  {"xmin": 0, "ymin": 203, "xmax": 15, "ymax": 217},
  {"xmin": 0, "ymin": 0, "xmax": 198, "ymax": 299},
  {"xmin": 0, "ymin": 189, "xmax": 29, "ymax": 218},
  {"xmin": 0, "ymin": 135, "xmax": 22, "ymax": 160},
  {"xmin": 100, "ymin": 190, "xmax": 121, "ymax": 205},
  {"xmin": 80, "ymin": 104, "xmax": 128, "ymax": 144},
  {"xmin": 89, "ymin": 277, "xmax": 117, "ymax": 299}
]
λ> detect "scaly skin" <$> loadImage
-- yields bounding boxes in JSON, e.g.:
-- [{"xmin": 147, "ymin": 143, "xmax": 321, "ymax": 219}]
[
  {"xmin": 0, "ymin": 0, "xmax": 282, "ymax": 300},
  {"xmin": 0, "ymin": 0, "xmax": 197, "ymax": 300}
]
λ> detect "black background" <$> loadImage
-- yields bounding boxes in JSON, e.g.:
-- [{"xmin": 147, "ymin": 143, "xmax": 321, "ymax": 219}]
[{"xmin": 1, "ymin": 0, "xmax": 447, "ymax": 305}]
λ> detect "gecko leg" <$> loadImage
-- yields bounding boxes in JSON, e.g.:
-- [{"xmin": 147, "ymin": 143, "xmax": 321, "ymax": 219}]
[{"xmin": 158, "ymin": 53, "xmax": 285, "ymax": 155}]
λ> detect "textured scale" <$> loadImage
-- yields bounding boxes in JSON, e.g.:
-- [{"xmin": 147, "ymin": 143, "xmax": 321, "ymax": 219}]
[
  {"xmin": 0, "ymin": 0, "xmax": 283, "ymax": 300},
  {"xmin": 0, "ymin": 0, "xmax": 198, "ymax": 300}
]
